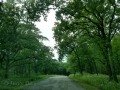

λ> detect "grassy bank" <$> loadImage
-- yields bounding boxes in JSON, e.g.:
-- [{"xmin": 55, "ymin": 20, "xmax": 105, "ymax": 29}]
[
  {"xmin": 69, "ymin": 73, "xmax": 120, "ymax": 90},
  {"xmin": 0, "ymin": 75, "xmax": 52, "ymax": 90}
]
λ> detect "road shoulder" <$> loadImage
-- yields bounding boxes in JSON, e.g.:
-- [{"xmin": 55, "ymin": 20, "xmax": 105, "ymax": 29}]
[{"xmin": 69, "ymin": 75, "xmax": 100, "ymax": 90}]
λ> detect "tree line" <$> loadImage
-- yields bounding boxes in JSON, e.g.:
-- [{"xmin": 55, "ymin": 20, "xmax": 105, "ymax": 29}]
[
  {"xmin": 53, "ymin": 0, "xmax": 120, "ymax": 82},
  {"xmin": 0, "ymin": 0, "xmax": 68, "ymax": 79},
  {"xmin": 1, "ymin": 0, "xmax": 120, "ymax": 83}
]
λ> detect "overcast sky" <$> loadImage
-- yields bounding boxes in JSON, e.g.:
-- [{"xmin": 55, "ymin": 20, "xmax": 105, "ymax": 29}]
[{"xmin": 35, "ymin": 10, "xmax": 58, "ymax": 59}]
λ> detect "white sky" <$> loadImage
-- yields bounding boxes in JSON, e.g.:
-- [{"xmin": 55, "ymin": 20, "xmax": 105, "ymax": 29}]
[{"xmin": 35, "ymin": 10, "xmax": 58, "ymax": 59}]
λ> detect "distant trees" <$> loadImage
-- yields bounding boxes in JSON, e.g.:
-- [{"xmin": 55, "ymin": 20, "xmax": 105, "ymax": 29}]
[{"xmin": 53, "ymin": 0, "xmax": 120, "ymax": 82}]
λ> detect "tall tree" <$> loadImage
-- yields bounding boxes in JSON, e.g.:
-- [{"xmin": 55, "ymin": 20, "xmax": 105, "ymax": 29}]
[
  {"xmin": 0, "ymin": 0, "xmax": 56, "ymax": 78},
  {"xmin": 54, "ymin": 0, "xmax": 120, "ymax": 82}
]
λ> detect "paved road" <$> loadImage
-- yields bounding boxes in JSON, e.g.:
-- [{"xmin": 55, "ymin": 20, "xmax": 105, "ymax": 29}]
[{"xmin": 22, "ymin": 76, "xmax": 85, "ymax": 90}]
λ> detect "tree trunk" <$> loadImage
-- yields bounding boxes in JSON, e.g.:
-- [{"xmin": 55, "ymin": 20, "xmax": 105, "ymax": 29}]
[
  {"xmin": 93, "ymin": 60, "xmax": 98, "ymax": 75},
  {"xmin": 73, "ymin": 50, "xmax": 83, "ymax": 75},
  {"xmin": 103, "ymin": 42, "xmax": 118, "ymax": 82},
  {"xmin": 5, "ymin": 61, "xmax": 10, "ymax": 79},
  {"xmin": 116, "ymin": 53, "xmax": 120, "ymax": 74},
  {"xmin": 108, "ymin": 43, "xmax": 118, "ymax": 82},
  {"xmin": 89, "ymin": 60, "xmax": 93, "ymax": 74}
]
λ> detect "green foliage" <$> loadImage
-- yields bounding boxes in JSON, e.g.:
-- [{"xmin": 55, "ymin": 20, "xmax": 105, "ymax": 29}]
[
  {"xmin": 70, "ymin": 73, "xmax": 120, "ymax": 90},
  {"xmin": 0, "ymin": 0, "xmax": 61, "ymax": 80},
  {"xmin": 49, "ymin": 61, "xmax": 69, "ymax": 75},
  {"xmin": 54, "ymin": 0, "xmax": 120, "ymax": 82},
  {"xmin": 70, "ymin": 74, "xmax": 99, "ymax": 90},
  {"xmin": 112, "ymin": 34, "xmax": 120, "ymax": 74},
  {"xmin": 0, "ymin": 75, "xmax": 52, "ymax": 90}
]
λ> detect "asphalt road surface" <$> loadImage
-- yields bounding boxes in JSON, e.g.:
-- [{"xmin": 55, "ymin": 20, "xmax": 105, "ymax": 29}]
[{"xmin": 22, "ymin": 76, "xmax": 85, "ymax": 90}]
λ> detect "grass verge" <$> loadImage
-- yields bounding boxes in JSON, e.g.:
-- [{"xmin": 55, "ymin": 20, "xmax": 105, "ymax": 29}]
[
  {"xmin": 69, "ymin": 74, "xmax": 99, "ymax": 90},
  {"xmin": 69, "ymin": 73, "xmax": 120, "ymax": 90},
  {"xmin": 0, "ymin": 75, "xmax": 53, "ymax": 90}
]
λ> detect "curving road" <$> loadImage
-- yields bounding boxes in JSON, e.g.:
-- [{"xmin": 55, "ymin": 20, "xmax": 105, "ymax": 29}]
[{"xmin": 22, "ymin": 76, "xmax": 85, "ymax": 90}]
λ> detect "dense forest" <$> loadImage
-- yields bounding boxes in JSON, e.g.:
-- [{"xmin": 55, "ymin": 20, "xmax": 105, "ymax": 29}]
[{"xmin": 0, "ymin": 0, "xmax": 120, "ymax": 90}]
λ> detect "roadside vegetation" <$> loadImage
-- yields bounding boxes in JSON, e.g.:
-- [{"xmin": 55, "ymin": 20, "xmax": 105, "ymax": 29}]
[
  {"xmin": 69, "ymin": 73, "xmax": 120, "ymax": 90},
  {"xmin": 0, "ymin": 75, "xmax": 52, "ymax": 90}
]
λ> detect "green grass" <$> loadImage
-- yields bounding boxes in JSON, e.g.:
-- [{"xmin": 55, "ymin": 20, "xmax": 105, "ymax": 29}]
[
  {"xmin": 0, "ymin": 75, "xmax": 53, "ymax": 90},
  {"xmin": 69, "ymin": 73, "xmax": 120, "ymax": 90}
]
